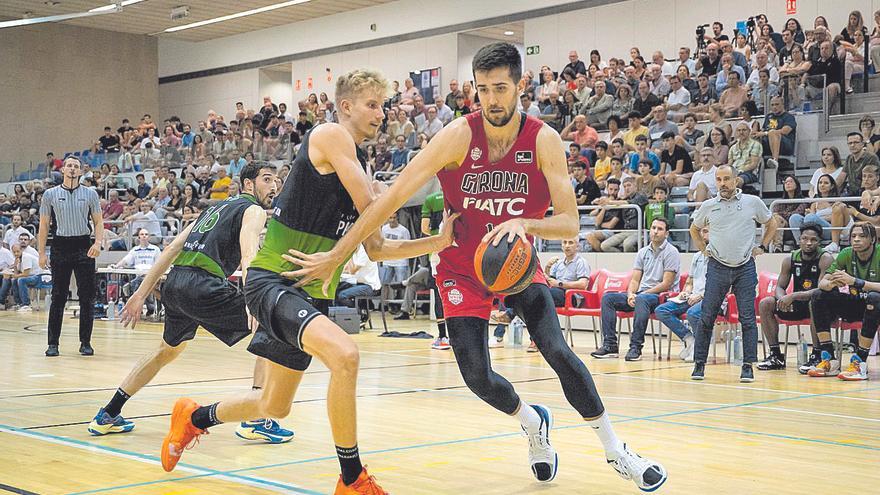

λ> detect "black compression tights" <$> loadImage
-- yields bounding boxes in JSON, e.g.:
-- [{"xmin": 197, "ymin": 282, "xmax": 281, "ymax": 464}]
[{"xmin": 446, "ymin": 283, "xmax": 605, "ymax": 418}]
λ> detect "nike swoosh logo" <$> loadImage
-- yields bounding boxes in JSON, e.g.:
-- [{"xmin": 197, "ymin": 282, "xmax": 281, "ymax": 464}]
[{"xmin": 472, "ymin": 164, "xmax": 485, "ymax": 169}]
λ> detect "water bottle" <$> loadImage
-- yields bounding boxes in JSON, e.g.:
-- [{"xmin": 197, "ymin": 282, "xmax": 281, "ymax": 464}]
[
  {"xmin": 796, "ymin": 331, "xmax": 808, "ymax": 367},
  {"xmin": 723, "ymin": 328, "xmax": 732, "ymax": 360},
  {"xmin": 511, "ymin": 317, "xmax": 524, "ymax": 346},
  {"xmin": 107, "ymin": 299, "xmax": 116, "ymax": 319},
  {"xmin": 117, "ymin": 300, "xmax": 124, "ymax": 318},
  {"xmin": 733, "ymin": 331, "xmax": 743, "ymax": 366},
  {"xmin": 803, "ymin": 101, "xmax": 812, "ymax": 112}
]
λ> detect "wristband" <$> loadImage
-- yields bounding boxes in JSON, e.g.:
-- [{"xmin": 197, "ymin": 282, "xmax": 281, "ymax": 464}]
[{"xmin": 854, "ymin": 278, "xmax": 866, "ymax": 290}]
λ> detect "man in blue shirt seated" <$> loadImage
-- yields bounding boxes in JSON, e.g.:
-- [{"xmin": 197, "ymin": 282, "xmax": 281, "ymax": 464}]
[{"xmin": 390, "ymin": 135, "xmax": 409, "ymax": 171}]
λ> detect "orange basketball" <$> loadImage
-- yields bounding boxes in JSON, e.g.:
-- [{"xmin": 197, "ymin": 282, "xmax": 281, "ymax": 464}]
[{"xmin": 474, "ymin": 237, "xmax": 538, "ymax": 295}]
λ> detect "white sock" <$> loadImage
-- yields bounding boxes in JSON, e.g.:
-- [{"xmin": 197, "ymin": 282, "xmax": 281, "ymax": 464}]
[
  {"xmin": 586, "ymin": 413, "xmax": 624, "ymax": 459},
  {"xmin": 514, "ymin": 401, "xmax": 542, "ymax": 433}
]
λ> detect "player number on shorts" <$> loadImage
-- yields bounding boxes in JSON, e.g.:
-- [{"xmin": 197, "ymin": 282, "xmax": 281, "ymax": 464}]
[{"xmin": 194, "ymin": 204, "xmax": 229, "ymax": 234}]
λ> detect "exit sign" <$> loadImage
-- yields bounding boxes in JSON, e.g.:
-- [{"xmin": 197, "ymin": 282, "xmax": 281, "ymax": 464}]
[{"xmin": 526, "ymin": 45, "xmax": 540, "ymax": 55}]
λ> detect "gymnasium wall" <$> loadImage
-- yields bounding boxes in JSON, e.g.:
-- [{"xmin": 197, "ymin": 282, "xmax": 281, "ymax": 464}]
[{"xmin": 0, "ymin": 23, "xmax": 158, "ymax": 172}]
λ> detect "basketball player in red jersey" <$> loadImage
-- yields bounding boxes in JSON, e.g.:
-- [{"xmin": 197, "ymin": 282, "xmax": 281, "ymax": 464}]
[{"xmin": 285, "ymin": 43, "xmax": 667, "ymax": 491}]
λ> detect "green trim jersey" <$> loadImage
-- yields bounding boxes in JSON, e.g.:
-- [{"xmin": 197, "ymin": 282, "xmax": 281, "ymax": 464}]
[
  {"xmin": 250, "ymin": 130, "xmax": 364, "ymax": 298},
  {"xmin": 421, "ymin": 191, "xmax": 444, "ymax": 235},
  {"xmin": 829, "ymin": 245, "xmax": 880, "ymax": 296},
  {"xmin": 173, "ymin": 193, "xmax": 259, "ymax": 278},
  {"xmin": 644, "ymin": 200, "xmax": 675, "ymax": 230},
  {"xmin": 790, "ymin": 248, "xmax": 823, "ymax": 292}
]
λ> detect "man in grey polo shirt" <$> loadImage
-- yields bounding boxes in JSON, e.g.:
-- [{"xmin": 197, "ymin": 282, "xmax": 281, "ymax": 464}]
[
  {"xmin": 37, "ymin": 156, "xmax": 103, "ymax": 357},
  {"xmin": 689, "ymin": 165, "xmax": 777, "ymax": 382},
  {"xmin": 592, "ymin": 218, "xmax": 680, "ymax": 361},
  {"xmin": 545, "ymin": 238, "xmax": 591, "ymax": 307}
]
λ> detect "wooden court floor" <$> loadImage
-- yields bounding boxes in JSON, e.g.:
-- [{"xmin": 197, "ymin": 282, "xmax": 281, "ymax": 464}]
[{"xmin": 1, "ymin": 310, "xmax": 878, "ymax": 494}]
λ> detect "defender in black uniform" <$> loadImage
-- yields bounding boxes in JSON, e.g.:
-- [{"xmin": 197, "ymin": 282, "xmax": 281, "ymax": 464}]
[
  {"xmin": 756, "ymin": 223, "xmax": 833, "ymax": 371},
  {"xmin": 160, "ymin": 70, "xmax": 456, "ymax": 494},
  {"xmin": 88, "ymin": 163, "xmax": 292, "ymax": 443}
]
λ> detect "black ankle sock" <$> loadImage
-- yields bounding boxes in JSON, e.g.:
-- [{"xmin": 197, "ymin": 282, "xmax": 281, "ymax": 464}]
[
  {"xmin": 104, "ymin": 388, "xmax": 131, "ymax": 418},
  {"xmin": 819, "ymin": 342, "xmax": 834, "ymax": 354},
  {"xmin": 857, "ymin": 346, "xmax": 870, "ymax": 361},
  {"xmin": 336, "ymin": 445, "xmax": 363, "ymax": 486},
  {"xmin": 769, "ymin": 344, "xmax": 781, "ymax": 356},
  {"xmin": 437, "ymin": 320, "xmax": 447, "ymax": 339},
  {"xmin": 191, "ymin": 403, "xmax": 222, "ymax": 430}
]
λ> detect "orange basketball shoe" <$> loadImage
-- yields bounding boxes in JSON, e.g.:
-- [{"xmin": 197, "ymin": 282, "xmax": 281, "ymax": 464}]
[
  {"xmin": 161, "ymin": 398, "xmax": 206, "ymax": 472},
  {"xmin": 334, "ymin": 467, "xmax": 389, "ymax": 495}
]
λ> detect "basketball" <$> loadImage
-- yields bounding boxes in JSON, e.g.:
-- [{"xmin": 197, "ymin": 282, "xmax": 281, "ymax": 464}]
[{"xmin": 474, "ymin": 236, "xmax": 538, "ymax": 295}]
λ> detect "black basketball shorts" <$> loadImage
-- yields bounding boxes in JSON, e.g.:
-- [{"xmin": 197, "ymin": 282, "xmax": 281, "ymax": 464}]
[
  {"xmin": 161, "ymin": 267, "xmax": 251, "ymax": 347},
  {"xmin": 245, "ymin": 268, "xmax": 330, "ymax": 372}
]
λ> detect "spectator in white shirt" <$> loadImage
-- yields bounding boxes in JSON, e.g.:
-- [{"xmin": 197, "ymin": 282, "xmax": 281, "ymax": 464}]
[
  {"xmin": 336, "ymin": 244, "xmax": 380, "ymax": 312},
  {"xmin": 677, "ymin": 47, "xmax": 697, "ymax": 75},
  {"xmin": 747, "ymin": 50, "xmax": 780, "ymax": 89},
  {"xmin": 665, "ymin": 75, "xmax": 692, "ymax": 122},
  {"xmin": 647, "ymin": 64, "xmax": 671, "ymax": 98},
  {"xmin": 418, "ymin": 107, "xmax": 444, "ymax": 140},
  {"xmin": 3, "ymin": 214, "xmax": 31, "ymax": 248},
  {"xmin": 520, "ymin": 94, "xmax": 542, "ymax": 118},
  {"xmin": 125, "ymin": 201, "xmax": 162, "ymax": 244},
  {"xmin": 0, "ymin": 245, "xmax": 14, "ymax": 308},
  {"xmin": 9, "ymin": 243, "xmax": 49, "ymax": 311},
  {"xmin": 432, "ymin": 97, "xmax": 454, "ymax": 125},
  {"xmin": 379, "ymin": 212, "xmax": 411, "ymax": 302},
  {"xmin": 113, "ymin": 228, "xmax": 162, "ymax": 315},
  {"xmin": 688, "ymin": 147, "xmax": 719, "ymax": 203},
  {"xmin": 652, "ymin": 51, "xmax": 677, "ymax": 77},
  {"xmin": 17, "ymin": 232, "xmax": 38, "ymax": 258}
]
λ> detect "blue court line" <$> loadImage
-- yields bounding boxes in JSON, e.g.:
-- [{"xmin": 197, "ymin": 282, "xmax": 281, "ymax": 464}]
[
  {"xmin": 0, "ymin": 424, "xmax": 322, "ymax": 495},
  {"xmin": 82, "ymin": 382, "xmax": 879, "ymax": 491}
]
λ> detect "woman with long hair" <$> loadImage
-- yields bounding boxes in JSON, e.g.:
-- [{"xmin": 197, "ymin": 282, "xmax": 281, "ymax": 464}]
[
  {"xmin": 590, "ymin": 49, "xmax": 606, "ymax": 69},
  {"xmin": 707, "ymin": 104, "xmax": 732, "ymax": 140},
  {"xmin": 611, "ymin": 84, "xmax": 634, "ymax": 119},
  {"xmin": 789, "ymin": 173, "xmax": 840, "ymax": 241},
  {"xmin": 771, "ymin": 174, "xmax": 807, "ymax": 251},
  {"xmin": 559, "ymin": 90, "xmax": 580, "ymax": 128},
  {"xmin": 840, "ymin": 10, "xmax": 864, "ymax": 44},
  {"xmin": 631, "ymin": 56, "xmax": 647, "ymax": 79},
  {"xmin": 841, "ymin": 29, "xmax": 867, "ymax": 93},
  {"xmin": 785, "ymin": 18, "xmax": 805, "ymax": 44},
  {"xmin": 191, "ymin": 134, "xmax": 206, "ymax": 160},
  {"xmin": 809, "ymin": 146, "xmax": 844, "ymax": 196},
  {"xmin": 183, "ymin": 183, "xmax": 199, "ymax": 208},
  {"xmin": 778, "ymin": 44, "xmax": 811, "ymax": 107},
  {"xmin": 734, "ymin": 32, "xmax": 752, "ymax": 61},
  {"xmin": 704, "ymin": 127, "xmax": 730, "ymax": 166}
]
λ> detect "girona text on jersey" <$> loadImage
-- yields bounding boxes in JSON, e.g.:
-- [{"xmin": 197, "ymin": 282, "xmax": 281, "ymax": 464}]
[{"xmin": 460, "ymin": 171, "xmax": 530, "ymax": 216}]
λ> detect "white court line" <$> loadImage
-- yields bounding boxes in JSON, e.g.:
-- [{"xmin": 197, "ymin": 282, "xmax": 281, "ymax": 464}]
[
  {"xmin": 607, "ymin": 373, "xmax": 880, "ymax": 402},
  {"xmin": 0, "ymin": 424, "xmax": 317, "ymax": 494}
]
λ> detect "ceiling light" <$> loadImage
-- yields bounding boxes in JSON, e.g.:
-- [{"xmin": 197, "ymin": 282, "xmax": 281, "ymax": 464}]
[
  {"xmin": 89, "ymin": 0, "xmax": 144, "ymax": 14},
  {"xmin": 164, "ymin": 0, "xmax": 312, "ymax": 33},
  {"xmin": 504, "ymin": 30, "xmax": 515, "ymax": 36}
]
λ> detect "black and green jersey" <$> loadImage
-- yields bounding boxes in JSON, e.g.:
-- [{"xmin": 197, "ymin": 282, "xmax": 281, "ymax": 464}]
[
  {"xmin": 829, "ymin": 245, "xmax": 880, "ymax": 296},
  {"xmin": 644, "ymin": 200, "xmax": 675, "ymax": 230},
  {"xmin": 250, "ymin": 131, "xmax": 364, "ymax": 299},
  {"xmin": 421, "ymin": 191, "xmax": 444, "ymax": 235},
  {"xmin": 790, "ymin": 248, "xmax": 823, "ymax": 291},
  {"xmin": 173, "ymin": 193, "xmax": 259, "ymax": 278}
]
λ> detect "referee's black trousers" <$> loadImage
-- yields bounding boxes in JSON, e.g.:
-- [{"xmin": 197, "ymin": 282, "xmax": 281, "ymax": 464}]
[{"xmin": 48, "ymin": 236, "xmax": 96, "ymax": 346}]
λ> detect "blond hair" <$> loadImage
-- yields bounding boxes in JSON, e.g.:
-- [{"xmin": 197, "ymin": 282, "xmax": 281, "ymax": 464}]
[{"xmin": 335, "ymin": 69, "xmax": 389, "ymax": 107}]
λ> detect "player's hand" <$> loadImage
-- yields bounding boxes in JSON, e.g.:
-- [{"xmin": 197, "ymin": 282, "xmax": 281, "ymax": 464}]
[
  {"xmin": 437, "ymin": 211, "xmax": 460, "ymax": 248},
  {"xmin": 280, "ymin": 249, "xmax": 341, "ymax": 297},
  {"xmin": 776, "ymin": 294, "xmax": 794, "ymax": 312},
  {"xmin": 38, "ymin": 254, "xmax": 49, "ymax": 270},
  {"xmin": 829, "ymin": 270, "xmax": 856, "ymax": 287},
  {"xmin": 88, "ymin": 242, "xmax": 101, "ymax": 258},
  {"xmin": 482, "ymin": 218, "xmax": 528, "ymax": 247},
  {"xmin": 119, "ymin": 294, "xmax": 144, "ymax": 329},
  {"xmin": 371, "ymin": 180, "xmax": 388, "ymax": 196},
  {"xmin": 687, "ymin": 293, "xmax": 703, "ymax": 306}
]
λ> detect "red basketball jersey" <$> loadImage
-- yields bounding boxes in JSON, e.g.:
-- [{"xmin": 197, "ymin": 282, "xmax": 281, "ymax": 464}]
[{"xmin": 437, "ymin": 111, "xmax": 550, "ymax": 287}]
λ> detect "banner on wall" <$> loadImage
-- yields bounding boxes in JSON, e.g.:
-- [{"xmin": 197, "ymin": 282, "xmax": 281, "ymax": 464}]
[
  {"xmin": 410, "ymin": 67, "xmax": 441, "ymax": 103},
  {"xmin": 295, "ymin": 79, "xmax": 301, "ymax": 91},
  {"xmin": 307, "ymin": 77, "xmax": 313, "ymax": 90},
  {"xmin": 786, "ymin": 0, "xmax": 796, "ymax": 15}
]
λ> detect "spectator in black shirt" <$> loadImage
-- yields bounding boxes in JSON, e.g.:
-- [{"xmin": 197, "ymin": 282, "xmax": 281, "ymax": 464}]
[
  {"xmin": 97, "ymin": 127, "xmax": 120, "ymax": 153},
  {"xmin": 777, "ymin": 29, "xmax": 802, "ymax": 65},
  {"xmin": 563, "ymin": 50, "xmax": 588, "ymax": 77},
  {"xmin": 707, "ymin": 22, "xmax": 729, "ymax": 43},
  {"xmin": 660, "ymin": 131, "xmax": 694, "ymax": 187},
  {"xmin": 697, "ymin": 43, "xmax": 721, "ymax": 76},
  {"xmin": 572, "ymin": 160, "xmax": 601, "ymax": 205},
  {"xmin": 805, "ymin": 41, "xmax": 842, "ymax": 110},
  {"xmin": 295, "ymin": 111, "xmax": 313, "ymax": 136},
  {"xmin": 633, "ymin": 81, "xmax": 662, "ymax": 119}
]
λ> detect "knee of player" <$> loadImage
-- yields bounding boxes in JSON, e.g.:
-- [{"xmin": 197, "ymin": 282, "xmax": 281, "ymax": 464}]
[
  {"xmin": 156, "ymin": 344, "xmax": 183, "ymax": 365},
  {"xmin": 758, "ymin": 296, "xmax": 777, "ymax": 312},
  {"xmin": 260, "ymin": 396, "xmax": 292, "ymax": 419},
  {"xmin": 329, "ymin": 343, "xmax": 360, "ymax": 375}
]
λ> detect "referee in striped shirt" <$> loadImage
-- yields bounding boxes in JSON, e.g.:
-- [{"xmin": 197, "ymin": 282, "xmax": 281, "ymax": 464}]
[{"xmin": 37, "ymin": 156, "xmax": 104, "ymax": 357}]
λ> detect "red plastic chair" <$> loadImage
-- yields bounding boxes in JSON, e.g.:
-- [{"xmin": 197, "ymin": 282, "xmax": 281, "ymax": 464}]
[
  {"xmin": 563, "ymin": 269, "xmax": 633, "ymax": 349},
  {"xmin": 757, "ymin": 271, "xmax": 813, "ymax": 360},
  {"xmin": 556, "ymin": 271, "xmax": 598, "ymax": 347}
]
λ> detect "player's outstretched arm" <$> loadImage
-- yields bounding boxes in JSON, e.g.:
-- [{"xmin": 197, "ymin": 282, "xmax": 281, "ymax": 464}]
[
  {"xmin": 483, "ymin": 125, "xmax": 579, "ymax": 246},
  {"xmin": 119, "ymin": 222, "xmax": 195, "ymax": 328},
  {"xmin": 284, "ymin": 120, "xmax": 470, "ymax": 294}
]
